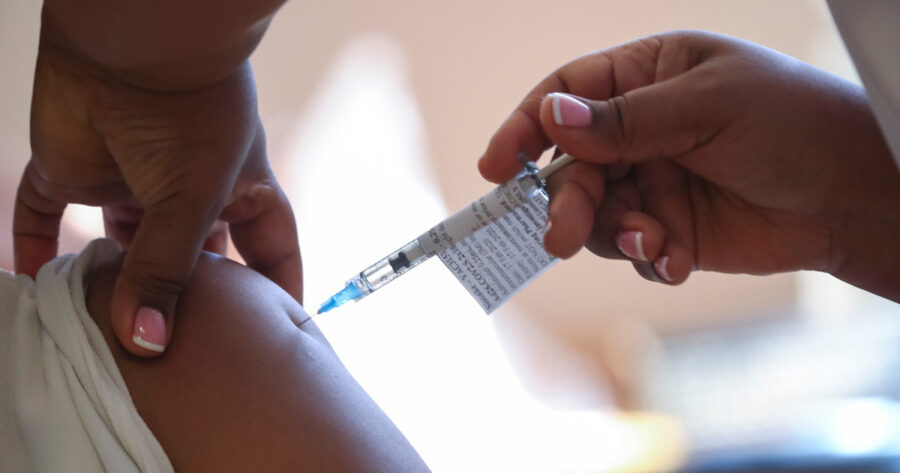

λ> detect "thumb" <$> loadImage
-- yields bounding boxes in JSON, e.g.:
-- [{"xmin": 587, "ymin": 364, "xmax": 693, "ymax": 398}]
[
  {"xmin": 109, "ymin": 201, "xmax": 216, "ymax": 356},
  {"xmin": 538, "ymin": 77, "xmax": 724, "ymax": 165}
]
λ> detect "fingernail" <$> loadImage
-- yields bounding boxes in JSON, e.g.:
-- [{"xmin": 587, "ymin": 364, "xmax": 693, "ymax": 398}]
[
  {"xmin": 616, "ymin": 231, "xmax": 648, "ymax": 262},
  {"xmin": 654, "ymin": 256, "xmax": 674, "ymax": 283},
  {"xmin": 542, "ymin": 218, "xmax": 553, "ymax": 238},
  {"xmin": 550, "ymin": 93, "xmax": 592, "ymax": 128},
  {"xmin": 132, "ymin": 307, "xmax": 166, "ymax": 353}
]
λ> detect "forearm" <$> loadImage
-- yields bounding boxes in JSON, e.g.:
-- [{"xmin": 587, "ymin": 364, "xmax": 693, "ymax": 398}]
[
  {"xmin": 40, "ymin": 0, "xmax": 286, "ymax": 90},
  {"xmin": 826, "ymin": 107, "xmax": 900, "ymax": 302},
  {"xmin": 830, "ymin": 207, "xmax": 900, "ymax": 303}
]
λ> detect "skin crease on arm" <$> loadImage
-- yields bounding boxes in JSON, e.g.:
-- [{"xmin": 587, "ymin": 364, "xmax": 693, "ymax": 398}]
[{"xmin": 85, "ymin": 252, "xmax": 430, "ymax": 473}]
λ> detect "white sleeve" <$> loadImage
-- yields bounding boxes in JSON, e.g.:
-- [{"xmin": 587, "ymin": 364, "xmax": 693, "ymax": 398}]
[{"xmin": 4, "ymin": 239, "xmax": 173, "ymax": 473}]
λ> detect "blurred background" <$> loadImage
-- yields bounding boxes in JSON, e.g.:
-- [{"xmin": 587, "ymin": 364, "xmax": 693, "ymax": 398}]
[{"xmin": 2, "ymin": 1, "xmax": 899, "ymax": 471}]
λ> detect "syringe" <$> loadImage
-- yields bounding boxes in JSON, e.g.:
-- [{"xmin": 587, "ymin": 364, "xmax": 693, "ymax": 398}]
[{"xmin": 317, "ymin": 153, "xmax": 575, "ymax": 315}]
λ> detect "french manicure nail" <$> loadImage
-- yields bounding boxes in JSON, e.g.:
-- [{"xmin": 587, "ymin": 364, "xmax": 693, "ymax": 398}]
[
  {"xmin": 654, "ymin": 256, "xmax": 674, "ymax": 283},
  {"xmin": 616, "ymin": 231, "xmax": 648, "ymax": 262},
  {"xmin": 550, "ymin": 93, "xmax": 592, "ymax": 128},
  {"xmin": 132, "ymin": 306, "xmax": 166, "ymax": 353}
]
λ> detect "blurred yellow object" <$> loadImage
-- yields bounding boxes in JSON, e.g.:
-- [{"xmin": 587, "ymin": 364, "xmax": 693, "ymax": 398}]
[{"xmin": 605, "ymin": 412, "xmax": 688, "ymax": 473}]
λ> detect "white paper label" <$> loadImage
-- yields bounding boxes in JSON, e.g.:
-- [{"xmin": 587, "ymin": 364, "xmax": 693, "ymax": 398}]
[{"xmin": 418, "ymin": 177, "xmax": 557, "ymax": 313}]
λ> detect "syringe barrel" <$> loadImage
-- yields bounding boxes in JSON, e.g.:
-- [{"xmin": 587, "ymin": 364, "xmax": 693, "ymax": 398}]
[
  {"xmin": 355, "ymin": 238, "xmax": 428, "ymax": 294},
  {"xmin": 415, "ymin": 168, "xmax": 548, "ymax": 256},
  {"xmin": 350, "ymin": 163, "xmax": 552, "ymax": 299}
]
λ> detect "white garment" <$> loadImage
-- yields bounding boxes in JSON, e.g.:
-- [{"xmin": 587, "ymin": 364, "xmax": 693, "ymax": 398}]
[
  {"xmin": 829, "ymin": 0, "xmax": 900, "ymax": 168},
  {"xmin": 0, "ymin": 239, "xmax": 173, "ymax": 473}
]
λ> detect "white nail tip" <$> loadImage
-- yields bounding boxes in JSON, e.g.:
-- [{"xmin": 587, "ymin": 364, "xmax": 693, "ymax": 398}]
[
  {"xmin": 655, "ymin": 256, "xmax": 674, "ymax": 282},
  {"xmin": 133, "ymin": 335, "xmax": 165, "ymax": 353},
  {"xmin": 551, "ymin": 94, "xmax": 564, "ymax": 125},
  {"xmin": 634, "ymin": 232, "xmax": 647, "ymax": 261}
]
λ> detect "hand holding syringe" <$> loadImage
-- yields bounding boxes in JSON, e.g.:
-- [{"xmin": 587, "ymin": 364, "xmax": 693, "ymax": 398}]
[{"xmin": 316, "ymin": 153, "xmax": 575, "ymax": 316}]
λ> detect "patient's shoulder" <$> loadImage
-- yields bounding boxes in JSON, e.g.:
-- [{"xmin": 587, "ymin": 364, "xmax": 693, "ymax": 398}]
[{"xmin": 86, "ymin": 252, "xmax": 429, "ymax": 473}]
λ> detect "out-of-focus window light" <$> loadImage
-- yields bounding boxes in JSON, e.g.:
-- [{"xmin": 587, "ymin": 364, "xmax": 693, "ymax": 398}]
[
  {"xmin": 61, "ymin": 204, "xmax": 104, "ymax": 239},
  {"xmin": 282, "ymin": 33, "xmax": 679, "ymax": 473}
]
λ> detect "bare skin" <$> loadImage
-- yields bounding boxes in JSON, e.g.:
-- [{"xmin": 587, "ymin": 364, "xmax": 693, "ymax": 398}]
[
  {"xmin": 17, "ymin": 0, "xmax": 300, "ymax": 358},
  {"xmin": 85, "ymin": 252, "xmax": 430, "ymax": 472},
  {"xmin": 479, "ymin": 30, "xmax": 900, "ymax": 301}
]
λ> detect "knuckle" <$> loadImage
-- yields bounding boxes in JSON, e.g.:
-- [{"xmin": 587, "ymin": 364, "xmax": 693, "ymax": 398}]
[
  {"xmin": 14, "ymin": 175, "xmax": 66, "ymax": 236},
  {"xmin": 30, "ymin": 152, "xmax": 93, "ymax": 190},
  {"xmin": 122, "ymin": 264, "xmax": 188, "ymax": 307},
  {"xmin": 599, "ymin": 95, "xmax": 634, "ymax": 159},
  {"xmin": 32, "ymin": 159, "xmax": 66, "ymax": 186},
  {"xmin": 222, "ymin": 179, "xmax": 287, "ymax": 224},
  {"xmin": 20, "ymin": 164, "xmax": 61, "ymax": 206},
  {"xmin": 146, "ymin": 190, "xmax": 225, "ymax": 233}
]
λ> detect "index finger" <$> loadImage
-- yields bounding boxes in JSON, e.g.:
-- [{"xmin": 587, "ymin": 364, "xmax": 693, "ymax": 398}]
[
  {"xmin": 477, "ymin": 37, "xmax": 664, "ymax": 183},
  {"xmin": 221, "ymin": 131, "xmax": 302, "ymax": 303},
  {"xmin": 13, "ymin": 163, "xmax": 66, "ymax": 277},
  {"xmin": 223, "ymin": 179, "xmax": 302, "ymax": 303}
]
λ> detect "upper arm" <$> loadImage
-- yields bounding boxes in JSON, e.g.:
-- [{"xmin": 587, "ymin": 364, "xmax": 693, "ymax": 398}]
[{"xmin": 86, "ymin": 252, "xmax": 429, "ymax": 472}]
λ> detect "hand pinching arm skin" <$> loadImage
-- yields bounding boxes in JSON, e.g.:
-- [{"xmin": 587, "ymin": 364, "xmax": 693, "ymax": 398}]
[{"xmin": 16, "ymin": 0, "xmax": 302, "ymax": 356}]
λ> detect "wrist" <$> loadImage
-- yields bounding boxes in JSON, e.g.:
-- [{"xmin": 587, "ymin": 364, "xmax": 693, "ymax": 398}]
[
  {"xmin": 826, "ymin": 131, "xmax": 900, "ymax": 302},
  {"xmin": 829, "ymin": 206, "xmax": 900, "ymax": 303}
]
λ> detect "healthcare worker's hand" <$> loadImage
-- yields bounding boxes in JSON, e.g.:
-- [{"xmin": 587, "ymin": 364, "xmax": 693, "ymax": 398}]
[
  {"xmin": 479, "ymin": 31, "xmax": 900, "ymax": 301},
  {"xmin": 15, "ymin": 5, "xmax": 300, "ymax": 356}
]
